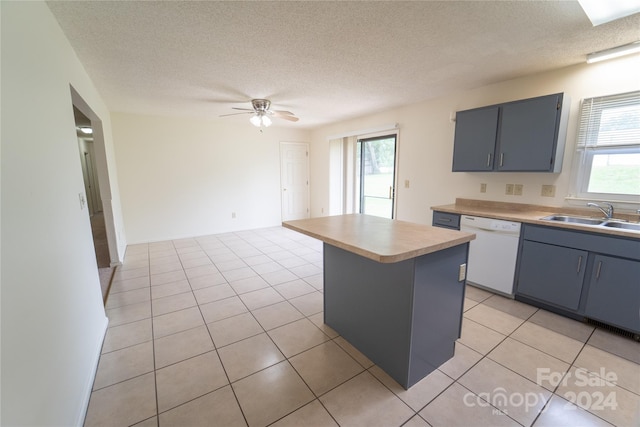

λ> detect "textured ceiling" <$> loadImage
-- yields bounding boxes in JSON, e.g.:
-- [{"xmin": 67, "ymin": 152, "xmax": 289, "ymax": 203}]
[{"xmin": 47, "ymin": 1, "xmax": 640, "ymax": 129}]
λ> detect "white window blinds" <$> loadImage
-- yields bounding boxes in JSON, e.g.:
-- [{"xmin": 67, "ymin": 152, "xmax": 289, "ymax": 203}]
[
  {"xmin": 577, "ymin": 90, "xmax": 640, "ymax": 149},
  {"xmin": 572, "ymin": 90, "xmax": 640, "ymax": 200}
]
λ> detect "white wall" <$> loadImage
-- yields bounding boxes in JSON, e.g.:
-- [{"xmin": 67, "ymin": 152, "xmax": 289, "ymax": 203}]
[
  {"xmin": 112, "ymin": 113, "xmax": 310, "ymax": 243},
  {"xmin": 1, "ymin": 2, "xmax": 126, "ymax": 425},
  {"xmin": 309, "ymin": 55, "xmax": 640, "ymax": 224}
]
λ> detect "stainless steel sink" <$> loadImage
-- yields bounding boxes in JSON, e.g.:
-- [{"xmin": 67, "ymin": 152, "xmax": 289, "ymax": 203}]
[
  {"xmin": 541, "ymin": 215, "xmax": 605, "ymax": 225},
  {"xmin": 602, "ymin": 221, "xmax": 640, "ymax": 231}
]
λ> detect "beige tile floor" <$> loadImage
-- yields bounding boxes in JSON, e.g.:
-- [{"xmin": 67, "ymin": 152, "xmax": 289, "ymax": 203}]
[{"xmin": 86, "ymin": 227, "xmax": 640, "ymax": 427}]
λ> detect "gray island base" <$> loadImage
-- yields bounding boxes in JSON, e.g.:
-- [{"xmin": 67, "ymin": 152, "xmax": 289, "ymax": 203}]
[{"xmin": 283, "ymin": 214, "xmax": 475, "ymax": 389}]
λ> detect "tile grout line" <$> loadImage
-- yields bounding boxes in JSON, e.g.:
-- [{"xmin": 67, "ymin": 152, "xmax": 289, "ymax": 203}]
[
  {"xmin": 539, "ymin": 326, "xmax": 617, "ymax": 427},
  {"xmin": 150, "ymin": 237, "xmax": 240, "ymax": 419},
  {"xmin": 97, "ymin": 228, "xmax": 638, "ymax": 427},
  {"xmin": 363, "ymin": 299, "xmax": 520, "ymax": 425},
  {"xmin": 148, "ymin": 242, "xmax": 161, "ymax": 427},
  {"xmin": 191, "ymin": 236, "xmax": 251, "ymax": 427},
  {"xmin": 221, "ymin": 231, "xmax": 339, "ymax": 426},
  {"xmin": 434, "ymin": 300, "xmax": 540, "ymax": 426}
]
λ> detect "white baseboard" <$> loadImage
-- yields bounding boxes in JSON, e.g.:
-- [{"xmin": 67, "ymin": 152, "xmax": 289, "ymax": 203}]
[{"xmin": 75, "ymin": 315, "xmax": 109, "ymax": 426}]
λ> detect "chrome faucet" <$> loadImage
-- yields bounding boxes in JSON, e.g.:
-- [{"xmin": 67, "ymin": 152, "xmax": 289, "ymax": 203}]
[{"xmin": 587, "ymin": 202, "xmax": 614, "ymax": 219}]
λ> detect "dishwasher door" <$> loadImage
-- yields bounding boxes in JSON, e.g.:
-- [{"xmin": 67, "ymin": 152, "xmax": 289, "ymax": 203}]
[{"xmin": 460, "ymin": 216, "xmax": 521, "ymax": 296}]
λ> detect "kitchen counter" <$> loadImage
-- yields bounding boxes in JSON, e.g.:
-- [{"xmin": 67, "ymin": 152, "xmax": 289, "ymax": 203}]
[
  {"xmin": 283, "ymin": 214, "xmax": 473, "ymax": 389},
  {"xmin": 432, "ymin": 198, "xmax": 640, "ymax": 239},
  {"xmin": 283, "ymin": 214, "xmax": 475, "ymax": 263}
]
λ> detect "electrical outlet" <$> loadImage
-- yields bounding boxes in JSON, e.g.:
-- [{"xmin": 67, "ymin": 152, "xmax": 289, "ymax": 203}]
[
  {"xmin": 404, "ymin": 179, "xmax": 410, "ymax": 188},
  {"xmin": 480, "ymin": 183, "xmax": 487, "ymax": 193},
  {"xmin": 505, "ymin": 184, "xmax": 514, "ymax": 195},
  {"xmin": 514, "ymin": 184, "xmax": 523, "ymax": 196},
  {"xmin": 458, "ymin": 263, "xmax": 467, "ymax": 282},
  {"xmin": 231, "ymin": 212, "xmax": 236, "ymax": 219},
  {"xmin": 541, "ymin": 185, "xmax": 556, "ymax": 197}
]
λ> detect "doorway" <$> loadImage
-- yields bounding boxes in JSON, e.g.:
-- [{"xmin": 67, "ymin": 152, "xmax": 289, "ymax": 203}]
[
  {"xmin": 71, "ymin": 89, "xmax": 116, "ymax": 303},
  {"xmin": 280, "ymin": 142, "xmax": 310, "ymax": 221},
  {"xmin": 76, "ymin": 110, "xmax": 103, "ymax": 217},
  {"xmin": 356, "ymin": 135, "xmax": 397, "ymax": 218}
]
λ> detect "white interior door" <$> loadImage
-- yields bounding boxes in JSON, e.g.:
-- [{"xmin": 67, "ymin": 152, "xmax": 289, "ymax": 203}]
[{"xmin": 280, "ymin": 142, "xmax": 310, "ymax": 221}]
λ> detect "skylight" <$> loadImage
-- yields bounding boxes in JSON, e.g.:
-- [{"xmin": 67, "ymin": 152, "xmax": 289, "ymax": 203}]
[{"xmin": 578, "ymin": 0, "xmax": 640, "ymax": 26}]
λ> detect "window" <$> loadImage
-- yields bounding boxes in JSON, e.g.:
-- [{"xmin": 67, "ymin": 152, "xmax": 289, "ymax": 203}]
[{"xmin": 573, "ymin": 90, "xmax": 640, "ymax": 202}]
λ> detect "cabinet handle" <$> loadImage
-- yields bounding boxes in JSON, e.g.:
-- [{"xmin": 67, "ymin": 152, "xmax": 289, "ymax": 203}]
[
  {"xmin": 500, "ymin": 153, "xmax": 504, "ymax": 167},
  {"xmin": 440, "ymin": 218, "xmax": 452, "ymax": 222},
  {"xmin": 486, "ymin": 153, "xmax": 492, "ymax": 167},
  {"xmin": 595, "ymin": 261, "xmax": 602, "ymax": 279},
  {"xmin": 576, "ymin": 256, "xmax": 583, "ymax": 273}
]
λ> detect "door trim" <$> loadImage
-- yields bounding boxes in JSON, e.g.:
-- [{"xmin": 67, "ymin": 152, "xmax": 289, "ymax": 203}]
[
  {"xmin": 71, "ymin": 86, "xmax": 120, "ymax": 266},
  {"xmin": 357, "ymin": 133, "xmax": 398, "ymax": 219},
  {"xmin": 279, "ymin": 141, "xmax": 310, "ymax": 221}
]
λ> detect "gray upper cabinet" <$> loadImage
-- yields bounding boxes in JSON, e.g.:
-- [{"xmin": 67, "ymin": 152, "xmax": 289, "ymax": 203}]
[
  {"xmin": 452, "ymin": 107, "xmax": 499, "ymax": 171},
  {"xmin": 452, "ymin": 93, "xmax": 569, "ymax": 172}
]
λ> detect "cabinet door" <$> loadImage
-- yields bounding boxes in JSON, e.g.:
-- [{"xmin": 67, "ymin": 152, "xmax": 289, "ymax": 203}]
[
  {"xmin": 585, "ymin": 255, "xmax": 640, "ymax": 333},
  {"xmin": 452, "ymin": 107, "xmax": 499, "ymax": 171},
  {"xmin": 517, "ymin": 240, "xmax": 587, "ymax": 310},
  {"xmin": 497, "ymin": 94, "xmax": 561, "ymax": 171}
]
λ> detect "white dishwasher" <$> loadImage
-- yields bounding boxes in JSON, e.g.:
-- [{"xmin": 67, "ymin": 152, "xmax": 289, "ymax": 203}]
[{"xmin": 460, "ymin": 216, "xmax": 521, "ymax": 296}]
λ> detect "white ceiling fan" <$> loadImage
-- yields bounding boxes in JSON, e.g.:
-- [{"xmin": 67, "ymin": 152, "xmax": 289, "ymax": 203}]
[{"xmin": 220, "ymin": 99, "xmax": 299, "ymax": 127}]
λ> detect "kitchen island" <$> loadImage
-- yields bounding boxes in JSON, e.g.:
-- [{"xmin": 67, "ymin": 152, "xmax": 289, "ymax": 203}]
[{"xmin": 283, "ymin": 214, "xmax": 475, "ymax": 389}]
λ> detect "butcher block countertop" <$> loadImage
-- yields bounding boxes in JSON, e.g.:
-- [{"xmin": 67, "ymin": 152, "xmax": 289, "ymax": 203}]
[
  {"xmin": 432, "ymin": 198, "xmax": 640, "ymax": 239},
  {"xmin": 283, "ymin": 214, "xmax": 475, "ymax": 263}
]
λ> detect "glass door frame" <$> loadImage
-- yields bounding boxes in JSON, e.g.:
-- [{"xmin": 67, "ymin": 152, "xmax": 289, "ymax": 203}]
[{"xmin": 357, "ymin": 134, "xmax": 398, "ymax": 219}]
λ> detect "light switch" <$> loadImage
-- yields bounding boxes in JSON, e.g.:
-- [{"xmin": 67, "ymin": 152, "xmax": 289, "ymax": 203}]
[{"xmin": 404, "ymin": 180, "xmax": 410, "ymax": 188}]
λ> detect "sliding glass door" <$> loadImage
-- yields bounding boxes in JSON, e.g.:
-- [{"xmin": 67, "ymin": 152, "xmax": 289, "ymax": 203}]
[{"xmin": 356, "ymin": 135, "xmax": 397, "ymax": 219}]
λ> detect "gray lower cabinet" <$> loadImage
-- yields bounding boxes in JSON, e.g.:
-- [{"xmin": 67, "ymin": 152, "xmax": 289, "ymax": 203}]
[
  {"xmin": 515, "ymin": 224, "xmax": 640, "ymax": 334},
  {"xmin": 432, "ymin": 211, "xmax": 461, "ymax": 230},
  {"xmin": 517, "ymin": 240, "xmax": 587, "ymax": 311},
  {"xmin": 584, "ymin": 255, "xmax": 640, "ymax": 333},
  {"xmin": 323, "ymin": 242, "xmax": 467, "ymax": 389}
]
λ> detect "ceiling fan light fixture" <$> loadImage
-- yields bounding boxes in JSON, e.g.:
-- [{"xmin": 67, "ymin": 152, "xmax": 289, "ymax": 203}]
[
  {"xmin": 250, "ymin": 114, "xmax": 262, "ymax": 127},
  {"xmin": 222, "ymin": 98, "xmax": 296, "ymax": 126},
  {"xmin": 250, "ymin": 112, "xmax": 272, "ymax": 128}
]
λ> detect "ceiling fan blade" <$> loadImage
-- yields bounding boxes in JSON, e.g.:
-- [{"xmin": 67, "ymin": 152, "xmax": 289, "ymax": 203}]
[
  {"xmin": 276, "ymin": 115, "xmax": 299, "ymax": 122},
  {"xmin": 272, "ymin": 109, "xmax": 294, "ymax": 116},
  {"xmin": 219, "ymin": 111, "xmax": 253, "ymax": 117},
  {"xmin": 231, "ymin": 107, "xmax": 255, "ymax": 112}
]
